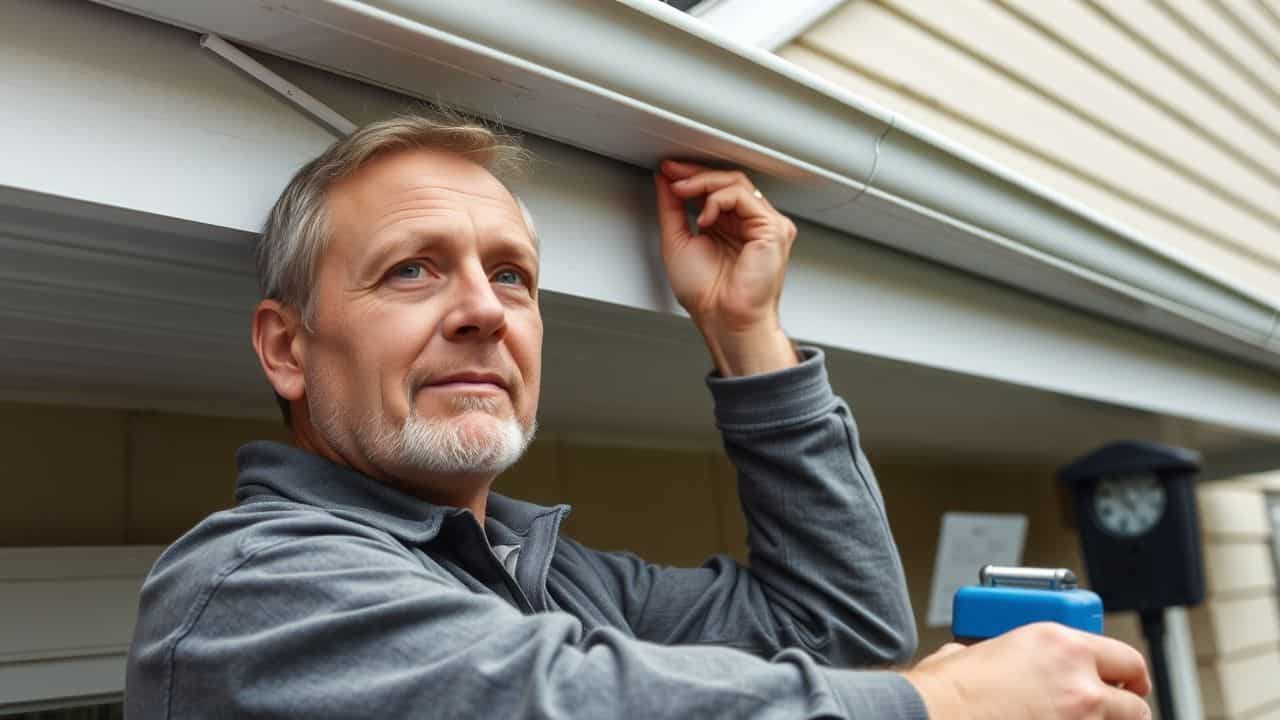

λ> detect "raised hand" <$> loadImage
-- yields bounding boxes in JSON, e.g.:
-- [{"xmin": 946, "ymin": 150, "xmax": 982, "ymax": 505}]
[{"xmin": 654, "ymin": 160, "xmax": 799, "ymax": 377}]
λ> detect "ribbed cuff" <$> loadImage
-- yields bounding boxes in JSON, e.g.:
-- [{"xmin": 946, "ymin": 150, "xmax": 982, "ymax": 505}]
[
  {"xmin": 825, "ymin": 670, "xmax": 930, "ymax": 720},
  {"xmin": 705, "ymin": 346, "xmax": 836, "ymax": 431}
]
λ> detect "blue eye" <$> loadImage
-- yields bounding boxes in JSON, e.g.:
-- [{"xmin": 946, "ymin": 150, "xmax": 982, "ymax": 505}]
[
  {"xmin": 393, "ymin": 263, "xmax": 423, "ymax": 280},
  {"xmin": 493, "ymin": 269, "xmax": 523, "ymax": 285}
]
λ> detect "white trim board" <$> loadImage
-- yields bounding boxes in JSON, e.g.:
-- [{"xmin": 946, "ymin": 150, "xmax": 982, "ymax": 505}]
[
  {"xmin": 690, "ymin": 0, "xmax": 846, "ymax": 51},
  {"xmin": 0, "ymin": 546, "xmax": 164, "ymax": 713}
]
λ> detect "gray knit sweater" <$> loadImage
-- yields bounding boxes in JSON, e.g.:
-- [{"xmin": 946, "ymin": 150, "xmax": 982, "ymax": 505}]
[{"xmin": 125, "ymin": 349, "xmax": 926, "ymax": 719}]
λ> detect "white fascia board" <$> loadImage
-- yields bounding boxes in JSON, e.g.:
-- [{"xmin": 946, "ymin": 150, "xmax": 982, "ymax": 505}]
[
  {"xmin": 689, "ymin": 0, "xmax": 847, "ymax": 51},
  {"xmin": 88, "ymin": 0, "xmax": 1280, "ymax": 372}
]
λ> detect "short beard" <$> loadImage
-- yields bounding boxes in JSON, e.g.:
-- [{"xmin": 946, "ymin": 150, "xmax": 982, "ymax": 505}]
[
  {"xmin": 391, "ymin": 395, "xmax": 536, "ymax": 476},
  {"xmin": 314, "ymin": 390, "xmax": 536, "ymax": 479}
]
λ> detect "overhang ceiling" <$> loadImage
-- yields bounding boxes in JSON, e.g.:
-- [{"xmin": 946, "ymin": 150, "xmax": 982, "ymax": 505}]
[{"xmin": 0, "ymin": 187, "xmax": 1269, "ymax": 472}]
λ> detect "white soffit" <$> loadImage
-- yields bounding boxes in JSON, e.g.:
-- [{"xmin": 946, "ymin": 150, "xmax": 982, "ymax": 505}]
[
  {"xmin": 86, "ymin": 0, "xmax": 1280, "ymax": 374},
  {"xmin": 689, "ymin": 0, "xmax": 846, "ymax": 51}
]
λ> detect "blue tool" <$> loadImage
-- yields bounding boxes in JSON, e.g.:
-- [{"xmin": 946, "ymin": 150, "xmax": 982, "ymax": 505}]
[{"xmin": 952, "ymin": 566, "xmax": 1103, "ymax": 643}]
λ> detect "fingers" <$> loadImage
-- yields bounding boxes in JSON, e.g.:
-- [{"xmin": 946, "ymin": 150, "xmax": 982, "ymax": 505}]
[
  {"xmin": 669, "ymin": 169, "xmax": 755, "ymax": 201},
  {"xmin": 1101, "ymin": 685, "xmax": 1153, "ymax": 720},
  {"xmin": 653, "ymin": 173, "xmax": 691, "ymax": 252},
  {"xmin": 1086, "ymin": 635, "xmax": 1151, "ymax": 698},
  {"xmin": 696, "ymin": 184, "xmax": 767, "ymax": 227},
  {"xmin": 658, "ymin": 159, "xmax": 708, "ymax": 180}
]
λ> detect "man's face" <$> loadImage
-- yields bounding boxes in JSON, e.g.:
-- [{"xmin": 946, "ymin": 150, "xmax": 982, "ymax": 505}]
[{"xmin": 297, "ymin": 148, "xmax": 541, "ymax": 489}]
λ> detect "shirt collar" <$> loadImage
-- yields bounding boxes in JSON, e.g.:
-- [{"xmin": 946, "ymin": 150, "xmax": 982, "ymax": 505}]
[{"xmin": 234, "ymin": 440, "xmax": 566, "ymax": 546}]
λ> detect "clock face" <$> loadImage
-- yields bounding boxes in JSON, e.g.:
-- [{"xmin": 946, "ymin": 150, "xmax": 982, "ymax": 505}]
[{"xmin": 1093, "ymin": 473, "xmax": 1167, "ymax": 538}]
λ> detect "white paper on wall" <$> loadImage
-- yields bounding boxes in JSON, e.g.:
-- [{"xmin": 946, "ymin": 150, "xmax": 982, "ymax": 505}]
[{"xmin": 925, "ymin": 512, "xmax": 1028, "ymax": 627}]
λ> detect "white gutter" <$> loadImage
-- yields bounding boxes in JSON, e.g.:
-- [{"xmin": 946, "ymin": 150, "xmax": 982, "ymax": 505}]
[{"xmin": 92, "ymin": 0, "xmax": 1280, "ymax": 371}]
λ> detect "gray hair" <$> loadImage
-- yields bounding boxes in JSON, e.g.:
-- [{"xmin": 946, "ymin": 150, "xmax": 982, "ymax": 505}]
[
  {"xmin": 257, "ymin": 107, "xmax": 536, "ymax": 330},
  {"xmin": 256, "ymin": 108, "xmax": 536, "ymax": 425}
]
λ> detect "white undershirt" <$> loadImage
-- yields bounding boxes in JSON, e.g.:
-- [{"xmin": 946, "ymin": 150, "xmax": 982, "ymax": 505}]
[{"xmin": 491, "ymin": 543, "xmax": 521, "ymax": 576}]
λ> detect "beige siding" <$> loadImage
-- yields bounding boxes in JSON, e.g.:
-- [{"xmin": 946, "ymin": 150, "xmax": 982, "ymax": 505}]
[
  {"xmin": 0, "ymin": 404, "xmax": 127, "ymax": 546},
  {"xmin": 558, "ymin": 445, "xmax": 721, "ymax": 566},
  {"xmin": 1160, "ymin": 0, "xmax": 1280, "ymax": 101},
  {"xmin": 1091, "ymin": 0, "xmax": 1280, "ymax": 139},
  {"xmin": 126, "ymin": 413, "xmax": 290, "ymax": 544},
  {"xmin": 1199, "ymin": 649, "xmax": 1280, "ymax": 719},
  {"xmin": 1192, "ymin": 481, "xmax": 1280, "ymax": 719},
  {"xmin": 1190, "ymin": 593, "xmax": 1280, "ymax": 658},
  {"xmin": 781, "ymin": 0, "xmax": 1280, "ymax": 304},
  {"xmin": 1003, "ymin": 0, "xmax": 1280, "ymax": 179}
]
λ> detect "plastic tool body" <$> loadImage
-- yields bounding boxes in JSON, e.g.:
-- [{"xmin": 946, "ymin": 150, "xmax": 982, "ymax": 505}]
[{"xmin": 952, "ymin": 566, "xmax": 1103, "ymax": 643}]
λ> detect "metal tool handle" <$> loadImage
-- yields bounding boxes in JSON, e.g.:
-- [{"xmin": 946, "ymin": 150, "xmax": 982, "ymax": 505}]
[{"xmin": 979, "ymin": 565, "xmax": 1078, "ymax": 590}]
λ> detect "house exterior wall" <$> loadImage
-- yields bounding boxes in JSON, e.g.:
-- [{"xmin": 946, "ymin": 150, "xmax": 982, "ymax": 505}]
[
  {"xmin": 0, "ymin": 400, "xmax": 1149, "ymax": 660},
  {"xmin": 1193, "ymin": 477, "xmax": 1280, "ymax": 719},
  {"xmin": 778, "ymin": 0, "xmax": 1280, "ymax": 305}
]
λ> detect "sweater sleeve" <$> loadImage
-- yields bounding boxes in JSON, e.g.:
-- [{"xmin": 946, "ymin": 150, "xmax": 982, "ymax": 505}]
[
  {"xmin": 570, "ymin": 347, "xmax": 918, "ymax": 669},
  {"xmin": 132, "ymin": 525, "xmax": 925, "ymax": 720}
]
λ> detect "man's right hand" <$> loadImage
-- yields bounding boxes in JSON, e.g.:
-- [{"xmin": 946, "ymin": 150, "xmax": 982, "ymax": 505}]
[{"xmin": 904, "ymin": 623, "xmax": 1152, "ymax": 720}]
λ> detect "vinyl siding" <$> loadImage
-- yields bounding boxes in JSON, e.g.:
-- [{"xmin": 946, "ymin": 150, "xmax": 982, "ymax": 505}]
[
  {"xmin": 1192, "ymin": 482, "xmax": 1280, "ymax": 719},
  {"xmin": 779, "ymin": 0, "xmax": 1280, "ymax": 305}
]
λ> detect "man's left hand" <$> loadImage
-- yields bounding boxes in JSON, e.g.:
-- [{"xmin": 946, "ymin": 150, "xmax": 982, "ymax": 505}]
[{"xmin": 655, "ymin": 160, "xmax": 799, "ymax": 377}]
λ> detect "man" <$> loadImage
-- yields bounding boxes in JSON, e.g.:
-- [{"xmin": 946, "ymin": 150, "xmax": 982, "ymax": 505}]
[{"xmin": 126, "ymin": 111, "xmax": 1152, "ymax": 719}]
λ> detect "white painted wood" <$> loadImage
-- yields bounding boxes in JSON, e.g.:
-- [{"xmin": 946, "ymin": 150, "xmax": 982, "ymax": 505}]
[
  {"xmin": 0, "ymin": 546, "xmax": 162, "ymax": 712},
  {"xmin": 690, "ymin": 0, "xmax": 845, "ymax": 51}
]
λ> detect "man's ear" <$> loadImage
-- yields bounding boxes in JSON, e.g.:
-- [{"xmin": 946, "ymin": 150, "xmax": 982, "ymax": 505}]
[{"xmin": 252, "ymin": 299, "xmax": 307, "ymax": 404}]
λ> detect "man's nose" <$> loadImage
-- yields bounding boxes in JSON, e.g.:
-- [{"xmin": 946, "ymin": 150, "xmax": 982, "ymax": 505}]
[{"xmin": 441, "ymin": 264, "xmax": 507, "ymax": 342}]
